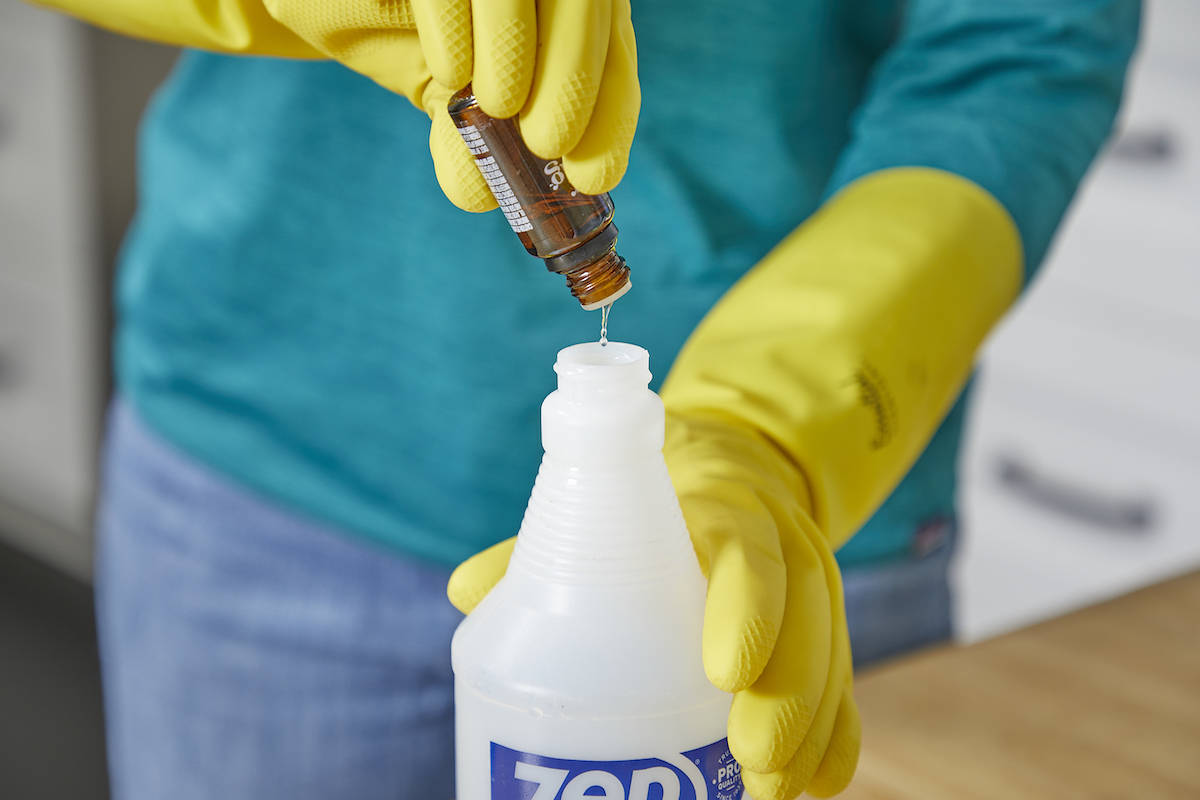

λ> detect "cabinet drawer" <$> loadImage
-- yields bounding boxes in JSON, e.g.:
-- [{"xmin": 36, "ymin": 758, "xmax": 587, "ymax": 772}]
[
  {"xmin": 1012, "ymin": 0, "xmax": 1200, "ymax": 361},
  {"xmin": 955, "ymin": 363, "xmax": 1200, "ymax": 642},
  {"xmin": 982, "ymin": 287, "xmax": 1200, "ymax": 456},
  {"xmin": 1038, "ymin": 4, "xmax": 1200, "ymax": 326}
]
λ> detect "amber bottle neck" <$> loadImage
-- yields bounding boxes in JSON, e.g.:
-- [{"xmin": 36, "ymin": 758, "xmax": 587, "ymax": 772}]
[{"xmin": 546, "ymin": 246, "xmax": 631, "ymax": 310}]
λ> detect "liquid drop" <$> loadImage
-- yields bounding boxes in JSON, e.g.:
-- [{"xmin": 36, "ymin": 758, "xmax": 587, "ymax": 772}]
[{"xmin": 599, "ymin": 304, "xmax": 611, "ymax": 346}]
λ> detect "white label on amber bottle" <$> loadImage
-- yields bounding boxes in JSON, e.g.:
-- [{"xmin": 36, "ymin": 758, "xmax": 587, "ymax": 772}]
[{"xmin": 457, "ymin": 124, "xmax": 533, "ymax": 234}]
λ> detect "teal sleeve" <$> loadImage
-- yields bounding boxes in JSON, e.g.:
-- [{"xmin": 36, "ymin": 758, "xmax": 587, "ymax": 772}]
[{"xmin": 825, "ymin": 0, "xmax": 1140, "ymax": 277}]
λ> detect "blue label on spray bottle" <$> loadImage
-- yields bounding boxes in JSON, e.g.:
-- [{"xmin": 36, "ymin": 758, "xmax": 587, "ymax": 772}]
[{"xmin": 491, "ymin": 739, "xmax": 743, "ymax": 800}]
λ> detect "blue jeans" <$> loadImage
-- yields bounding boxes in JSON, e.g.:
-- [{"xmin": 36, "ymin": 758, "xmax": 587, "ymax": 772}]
[
  {"xmin": 843, "ymin": 526, "xmax": 954, "ymax": 669},
  {"xmin": 95, "ymin": 401, "xmax": 462, "ymax": 800},
  {"xmin": 96, "ymin": 400, "xmax": 953, "ymax": 798}
]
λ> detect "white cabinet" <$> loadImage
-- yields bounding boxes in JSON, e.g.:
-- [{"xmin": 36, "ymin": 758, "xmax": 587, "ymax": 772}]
[
  {"xmin": 0, "ymin": 0, "xmax": 103, "ymax": 581},
  {"xmin": 955, "ymin": 0, "xmax": 1200, "ymax": 642}
]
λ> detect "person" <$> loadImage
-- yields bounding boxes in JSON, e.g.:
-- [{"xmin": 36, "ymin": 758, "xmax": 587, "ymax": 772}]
[{"xmin": 28, "ymin": 0, "xmax": 1139, "ymax": 797}]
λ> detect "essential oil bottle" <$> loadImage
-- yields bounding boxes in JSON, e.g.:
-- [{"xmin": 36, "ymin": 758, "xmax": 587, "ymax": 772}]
[{"xmin": 449, "ymin": 87, "xmax": 632, "ymax": 310}]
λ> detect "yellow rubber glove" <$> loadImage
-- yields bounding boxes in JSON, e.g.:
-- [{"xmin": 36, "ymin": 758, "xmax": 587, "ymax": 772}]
[
  {"xmin": 660, "ymin": 414, "xmax": 858, "ymax": 799},
  {"xmin": 450, "ymin": 168, "xmax": 1022, "ymax": 798},
  {"xmin": 30, "ymin": 0, "xmax": 639, "ymax": 209}
]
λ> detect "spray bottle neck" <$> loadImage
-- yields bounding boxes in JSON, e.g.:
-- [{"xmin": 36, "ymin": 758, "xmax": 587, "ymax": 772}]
[
  {"xmin": 542, "ymin": 342, "xmax": 662, "ymax": 466},
  {"xmin": 510, "ymin": 343, "xmax": 696, "ymax": 584}
]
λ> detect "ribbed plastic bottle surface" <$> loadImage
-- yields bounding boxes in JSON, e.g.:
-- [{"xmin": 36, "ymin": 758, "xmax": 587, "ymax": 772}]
[{"xmin": 451, "ymin": 342, "xmax": 741, "ymax": 800}]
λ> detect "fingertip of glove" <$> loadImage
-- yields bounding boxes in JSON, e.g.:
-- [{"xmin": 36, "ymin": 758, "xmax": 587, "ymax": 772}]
[
  {"xmin": 739, "ymin": 733, "xmax": 827, "ymax": 800},
  {"xmin": 445, "ymin": 179, "xmax": 500, "ymax": 213},
  {"xmin": 730, "ymin": 695, "xmax": 812, "ymax": 775},
  {"xmin": 412, "ymin": 0, "xmax": 474, "ymax": 93},
  {"xmin": 446, "ymin": 558, "xmax": 490, "ymax": 614},
  {"xmin": 805, "ymin": 695, "xmax": 862, "ymax": 797},
  {"xmin": 739, "ymin": 773, "xmax": 796, "ymax": 800},
  {"xmin": 738, "ymin": 774, "xmax": 791, "ymax": 800},
  {"xmin": 434, "ymin": 154, "xmax": 498, "ymax": 212},
  {"xmin": 475, "ymin": 91, "xmax": 527, "ymax": 123},
  {"xmin": 446, "ymin": 576, "xmax": 487, "ymax": 614},
  {"xmin": 562, "ymin": 114, "xmax": 637, "ymax": 196},
  {"xmin": 739, "ymin": 765, "xmax": 806, "ymax": 800},
  {"xmin": 428, "ymin": 104, "xmax": 498, "ymax": 213},
  {"xmin": 447, "ymin": 538, "xmax": 517, "ymax": 613},
  {"xmin": 520, "ymin": 71, "xmax": 600, "ymax": 160},
  {"xmin": 562, "ymin": 153, "xmax": 627, "ymax": 197},
  {"xmin": 704, "ymin": 615, "xmax": 777, "ymax": 694},
  {"xmin": 473, "ymin": 18, "xmax": 534, "ymax": 120},
  {"xmin": 805, "ymin": 757, "xmax": 859, "ymax": 799}
]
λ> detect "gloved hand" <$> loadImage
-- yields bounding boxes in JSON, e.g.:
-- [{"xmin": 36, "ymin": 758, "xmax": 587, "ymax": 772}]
[
  {"xmin": 447, "ymin": 415, "xmax": 859, "ymax": 800},
  {"xmin": 31, "ymin": 0, "xmax": 639, "ymax": 209},
  {"xmin": 261, "ymin": 0, "xmax": 639, "ymax": 210},
  {"xmin": 659, "ymin": 412, "xmax": 860, "ymax": 799},
  {"xmin": 667, "ymin": 166, "xmax": 1022, "ymax": 798},
  {"xmin": 661, "ymin": 167, "xmax": 1021, "ymax": 798},
  {"xmin": 449, "ymin": 167, "xmax": 1023, "ymax": 798}
]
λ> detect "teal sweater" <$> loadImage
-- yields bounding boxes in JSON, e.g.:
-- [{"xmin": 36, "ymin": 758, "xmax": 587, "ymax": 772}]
[{"xmin": 117, "ymin": 0, "xmax": 1138, "ymax": 567}]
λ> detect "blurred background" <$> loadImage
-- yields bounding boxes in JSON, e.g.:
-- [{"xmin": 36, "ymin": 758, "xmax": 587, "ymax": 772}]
[
  {"xmin": 0, "ymin": 0, "xmax": 1196, "ymax": 798},
  {"xmin": 1, "ymin": 1, "xmax": 176, "ymax": 795}
]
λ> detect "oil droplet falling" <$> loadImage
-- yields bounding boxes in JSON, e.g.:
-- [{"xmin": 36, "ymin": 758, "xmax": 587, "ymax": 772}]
[{"xmin": 599, "ymin": 303, "xmax": 611, "ymax": 346}]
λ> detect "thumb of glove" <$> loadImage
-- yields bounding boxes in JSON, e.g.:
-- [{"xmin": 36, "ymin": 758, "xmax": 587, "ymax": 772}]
[{"xmin": 447, "ymin": 536, "xmax": 516, "ymax": 613}]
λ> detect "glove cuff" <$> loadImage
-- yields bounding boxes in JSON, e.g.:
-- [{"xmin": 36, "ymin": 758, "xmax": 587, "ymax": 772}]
[{"xmin": 662, "ymin": 167, "xmax": 1022, "ymax": 547}]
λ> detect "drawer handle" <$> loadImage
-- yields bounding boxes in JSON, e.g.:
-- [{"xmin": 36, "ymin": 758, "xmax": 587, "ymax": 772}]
[
  {"xmin": 996, "ymin": 455, "xmax": 1155, "ymax": 533},
  {"xmin": 1109, "ymin": 127, "xmax": 1176, "ymax": 164}
]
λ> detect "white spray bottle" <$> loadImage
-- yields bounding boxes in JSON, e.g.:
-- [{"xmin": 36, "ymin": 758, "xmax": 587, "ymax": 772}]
[{"xmin": 452, "ymin": 341, "xmax": 743, "ymax": 800}]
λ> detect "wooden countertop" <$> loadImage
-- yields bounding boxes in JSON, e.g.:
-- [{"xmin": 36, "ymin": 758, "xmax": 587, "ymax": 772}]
[{"xmin": 840, "ymin": 571, "xmax": 1200, "ymax": 799}]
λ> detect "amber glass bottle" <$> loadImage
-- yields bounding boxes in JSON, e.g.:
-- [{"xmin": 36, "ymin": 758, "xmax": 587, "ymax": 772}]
[{"xmin": 448, "ymin": 87, "xmax": 632, "ymax": 310}]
